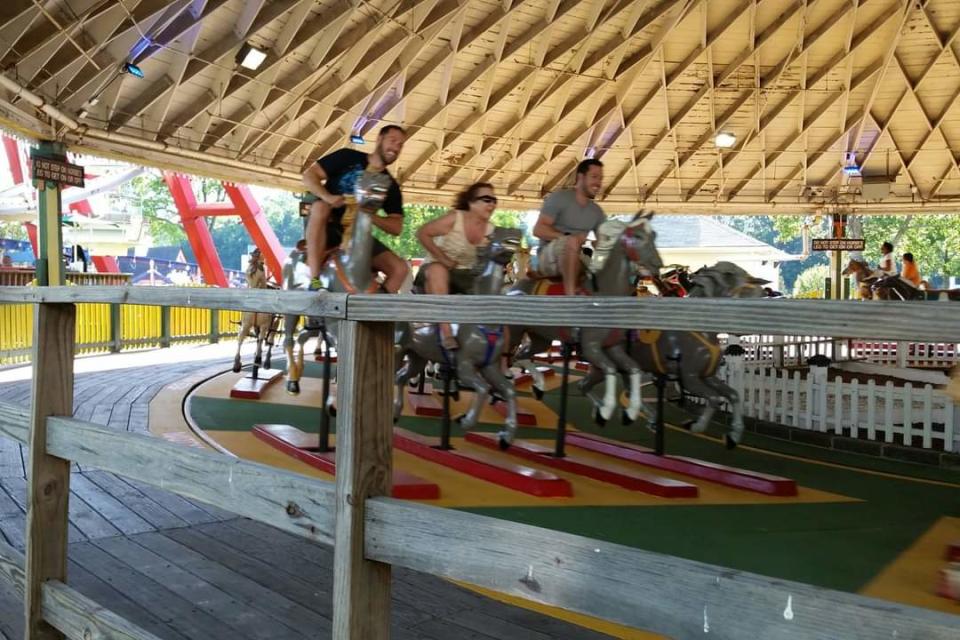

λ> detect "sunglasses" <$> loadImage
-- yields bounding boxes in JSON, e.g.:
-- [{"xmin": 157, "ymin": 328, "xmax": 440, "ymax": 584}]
[{"xmin": 473, "ymin": 195, "xmax": 498, "ymax": 205}]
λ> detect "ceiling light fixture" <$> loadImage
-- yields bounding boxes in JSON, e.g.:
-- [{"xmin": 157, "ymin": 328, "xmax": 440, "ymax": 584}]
[
  {"xmin": 236, "ymin": 43, "xmax": 268, "ymax": 71},
  {"xmin": 350, "ymin": 134, "xmax": 365, "ymax": 145},
  {"xmin": 714, "ymin": 131, "xmax": 736, "ymax": 148},
  {"xmin": 121, "ymin": 62, "xmax": 144, "ymax": 78}
]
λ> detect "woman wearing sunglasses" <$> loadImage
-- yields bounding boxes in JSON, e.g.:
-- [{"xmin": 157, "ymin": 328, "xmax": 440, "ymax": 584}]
[{"xmin": 415, "ymin": 182, "xmax": 498, "ymax": 350}]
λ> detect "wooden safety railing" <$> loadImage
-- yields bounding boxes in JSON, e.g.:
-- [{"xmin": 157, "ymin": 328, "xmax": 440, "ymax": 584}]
[{"xmin": 0, "ymin": 286, "xmax": 958, "ymax": 640}]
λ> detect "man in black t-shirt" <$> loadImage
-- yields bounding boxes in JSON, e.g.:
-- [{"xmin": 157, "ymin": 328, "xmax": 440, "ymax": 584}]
[{"xmin": 301, "ymin": 124, "xmax": 409, "ymax": 292}]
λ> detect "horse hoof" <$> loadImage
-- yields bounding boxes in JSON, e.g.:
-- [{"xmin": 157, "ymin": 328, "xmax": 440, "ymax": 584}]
[
  {"xmin": 593, "ymin": 409, "xmax": 607, "ymax": 427},
  {"xmin": 328, "ymin": 405, "xmax": 337, "ymax": 418},
  {"xmin": 532, "ymin": 386, "xmax": 544, "ymax": 400},
  {"xmin": 725, "ymin": 435, "xmax": 737, "ymax": 450},
  {"xmin": 286, "ymin": 381, "xmax": 300, "ymax": 395},
  {"xmin": 451, "ymin": 391, "xmax": 461, "ymax": 402},
  {"xmin": 232, "ymin": 362, "xmax": 242, "ymax": 373},
  {"xmin": 621, "ymin": 409, "xmax": 634, "ymax": 427},
  {"xmin": 682, "ymin": 419, "xmax": 695, "ymax": 431},
  {"xmin": 498, "ymin": 436, "xmax": 511, "ymax": 451}
]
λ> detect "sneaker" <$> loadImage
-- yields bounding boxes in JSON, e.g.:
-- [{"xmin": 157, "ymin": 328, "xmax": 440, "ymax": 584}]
[{"xmin": 308, "ymin": 277, "xmax": 323, "ymax": 291}]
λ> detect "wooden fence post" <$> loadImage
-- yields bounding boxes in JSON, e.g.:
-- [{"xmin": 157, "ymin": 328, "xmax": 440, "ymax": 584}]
[
  {"xmin": 208, "ymin": 309, "xmax": 219, "ymax": 344},
  {"xmin": 25, "ymin": 302, "xmax": 76, "ymax": 639},
  {"xmin": 109, "ymin": 303, "xmax": 121, "ymax": 352},
  {"xmin": 160, "ymin": 306, "xmax": 171, "ymax": 348},
  {"xmin": 332, "ymin": 319, "xmax": 394, "ymax": 640}
]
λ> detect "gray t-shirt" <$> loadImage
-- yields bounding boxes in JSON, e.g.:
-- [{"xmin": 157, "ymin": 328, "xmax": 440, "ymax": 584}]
[{"xmin": 541, "ymin": 189, "xmax": 605, "ymax": 235}]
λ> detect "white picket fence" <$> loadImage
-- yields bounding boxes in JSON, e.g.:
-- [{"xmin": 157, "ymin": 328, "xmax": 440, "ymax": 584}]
[
  {"xmin": 725, "ymin": 334, "xmax": 960, "ymax": 369},
  {"xmin": 716, "ymin": 360, "xmax": 958, "ymax": 452}
]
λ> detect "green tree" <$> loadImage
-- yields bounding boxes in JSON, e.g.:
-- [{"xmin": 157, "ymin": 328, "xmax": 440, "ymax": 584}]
[{"xmin": 792, "ymin": 264, "xmax": 830, "ymax": 298}]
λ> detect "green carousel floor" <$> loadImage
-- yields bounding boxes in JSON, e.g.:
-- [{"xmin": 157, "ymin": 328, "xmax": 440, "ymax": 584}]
[{"xmin": 187, "ymin": 359, "xmax": 960, "ymax": 605}]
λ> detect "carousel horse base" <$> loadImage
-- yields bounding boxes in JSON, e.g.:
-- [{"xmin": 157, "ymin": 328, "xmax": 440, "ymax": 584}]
[
  {"xmin": 511, "ymin": 366, "xmax": 555, "ymax": 386},
  {"xmin": 393, "ymin": 428, "xmax": 572, "ymax": 497},
  {"xmin": 252, "ymin": 424, "xmax": 441, "ymax": 500},
  {"xmin": 938, "ymin": 562, "xmax": 960, "ymax": 601},
  {"xmin": 230, "ymin": 368, "xmax": 285, "ymax": 399},
  {"xmin": 566, "ymin": 432, "xmax": 798, "ymax": 497},
  {"xmin": 465, "ymin": 433, "xmax": 698, "ymax": 498},
  {"xmin": 947, "ymin": 541, "xmax": 960, "ymax": 562}
]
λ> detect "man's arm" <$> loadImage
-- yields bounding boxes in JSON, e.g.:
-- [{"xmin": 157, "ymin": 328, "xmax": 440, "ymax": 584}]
[{"xmin": 302, "ymin": 163, "xmax": 345, "ymax": 207}]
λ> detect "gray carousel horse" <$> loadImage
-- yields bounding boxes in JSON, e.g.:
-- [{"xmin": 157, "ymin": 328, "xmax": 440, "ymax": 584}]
[
  {"xmin": 508, "ymin": 212, "xmax": 664, "ymax": 425},
  {"xmin": 394, "ymin": 227, "xmax": 523, "ymax": 448},
  {"xmin": 233, "ymin": 255, "xmax": 280, "ymax": 374},
  {"xmin": 579, "ymin": 261, "xmax": 768, "ymax": 448},
  {"xmin": 284, "ymin": 171, "xmax": 392, "ymax": 395}
]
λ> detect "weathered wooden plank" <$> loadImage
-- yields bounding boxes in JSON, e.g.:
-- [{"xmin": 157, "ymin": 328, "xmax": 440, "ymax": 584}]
[
  {"xmin": 26, "ymin": 303, "xmax": 75, "ymax": 640},
  {"xmin": 93, "ymin": 536, "xmax": 300, "ymax": 640},
  {"xmin": 41, "ymin": 417, "xmax": 336, "ymax": 546},
  {"xmin": 332, "ymin": 320, "xmax": 394, "ymax": 640},
  {"xmin": 0, "ymin": 540, "xmax": 164, "ymax": 640},
  {"xmin": 365, "ymin": 498, "xmax": 960, "ymax": 640},
  {"xmin": 164, "ymin": 525, "xmax": 333, "ymax": 620},
  {"xmin": 67, "ymin": 474, "xmax": 154, "ymax": 536},
  {"xmin": 346, "ymin": 294, "xmax": 960, "ymax": 343},
  {"xmin": 2, "ymin": 401, "xmax": 330, "ymax": 541},
  {"xmin": 133, "ymin": 531, "xmax": 331, "ymax": 636},
  {"xmin": 0, "ymin": 439, "xmax": 23, "ymax": 479},
  {"xmin": 122, "ymin": 478, "xmax": 227, "ymax": 526},
  {"xmin": 83, "ymin": 471, "xmax": 188, "ymax": 531},
  {"xmin": 0, "ymin": 286, "xmax": 347, "ymax": 319},
  {"xmin": 69, "ymin": 542, "xmax": 240, "ymax": 640},
  {"xmin": 0, "ymin": 478, "xmax": 85, "ymax": 544},
  {"xmin": 66, "ymin": 560, "xmax": 191, "ymax": 640}
]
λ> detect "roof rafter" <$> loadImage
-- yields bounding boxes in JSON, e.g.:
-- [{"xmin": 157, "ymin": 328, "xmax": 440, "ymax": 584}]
[
  {"xmin": 494, "ymin": 0, "xmax": 697, "ymax": 195},
  {"xmin": 429, "ymin": 0, "xmax": 689, "ymax": 189}
]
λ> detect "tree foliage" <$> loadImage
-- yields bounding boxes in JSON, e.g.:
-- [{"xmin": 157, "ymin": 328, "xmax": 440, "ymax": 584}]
[{"xmin": 792, "ymin": 264, "xmax": 830, "ymax": 298}]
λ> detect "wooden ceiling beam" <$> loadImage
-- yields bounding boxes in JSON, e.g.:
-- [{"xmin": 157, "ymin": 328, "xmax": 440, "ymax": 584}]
[
  {"xmin": 396, "ymin": 0, "xmax": 584, "ymax": 182},
  {"xmin": 435, "ymin": 0, "xmax": 688, "ymax": 189},
  {"xmin": 644, "ymin": 0, "xmax": 800, "ymax": 196},
  {"xmin": 509, "ymin": 0, "xmax": 699, "ymax": 195},
  {"xmin": 767, "ymin": 109, "xmax": 863, "ymax": 200},
  {"xmin": 725, "ymin": 60, "xmax": 882, "ymax": 200},
  {"xmin": 281, "ymin": 2, "xmax": 463, "ymax": 167},
  {"xmin": 106, "ymin": 0, "xmax": 302, "ymax": 132}
]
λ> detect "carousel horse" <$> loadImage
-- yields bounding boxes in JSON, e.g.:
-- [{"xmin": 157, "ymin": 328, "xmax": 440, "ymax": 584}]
[
  {"xmin": 505, "ymin": 245, "xmax": 531, "ymax": 286},
  {"xmin": 841, "ymin": 257, "xmax": 883, "ymax": 300},
  {"xmin": 870, "ymin": 274, "xmax": 960, "ymax": 301},
  {"xmin": 394, "ymin": 227, "xmax": 523, "ymax": 447},
  {"xmin": 508, "ymin": 212, "xmax": 663, "ymax": 425},
  {"xmin": 284, "ymin": 171, "xmax": 392, "ymax": 394},
  {"xmin": 656, "ymin": 264, "xmax": 692, "ymax": 297},
  {"xmin": 233, "ymin": 254, "xmax": 280, "ymax": 373},
  {"xmin": 579, "ymin": 261, "xmax": 768, "ymax": 448}
]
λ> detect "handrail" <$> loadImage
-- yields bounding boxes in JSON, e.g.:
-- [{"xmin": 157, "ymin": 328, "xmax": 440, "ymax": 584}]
[
  {"xmin": 0, "ymin": 286, "xmax": 347, "ymax": 319},
  {"xmin": 1, "ymin": 399, "xmax": 959, "ymax": 638},
  {"xmin": 2, "ymin": 286, "xmax": 959, "ymax": 342},
  {"xmin": 0, "ymin": 406, "xmax": 336, "ymax": 546}
]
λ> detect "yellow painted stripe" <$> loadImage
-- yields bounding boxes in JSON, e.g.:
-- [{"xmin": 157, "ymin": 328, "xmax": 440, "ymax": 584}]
[
  {"xmin": 454, "ymin": 582, "xmax": 668, "ymax": 639},
  {"xmin": 861, "ymin": 516, "xmax": 960, "ymax": 614}
]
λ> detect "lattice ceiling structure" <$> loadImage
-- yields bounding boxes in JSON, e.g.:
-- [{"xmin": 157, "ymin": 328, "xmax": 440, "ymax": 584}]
[{"xmin": 0, "ymin": 0, "xmax": 958, "ymax": 214}]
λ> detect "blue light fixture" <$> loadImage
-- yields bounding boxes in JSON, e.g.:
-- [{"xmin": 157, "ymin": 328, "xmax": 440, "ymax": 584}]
[
  {"xmin": 842, "ymin": 165, "xmax": 861, "ymax": 177},
  {"xmin": 350, "ymin": 134, "xmax": 365, "ymax": 145},
  {"xmin": 122, "ymin": 62, "xmax": 144, "ymax": 79}
]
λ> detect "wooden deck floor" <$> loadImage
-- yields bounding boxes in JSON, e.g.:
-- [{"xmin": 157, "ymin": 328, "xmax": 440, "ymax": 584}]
[{"xmin": 0, "ymin": 345, "xmax": 614, "ymax": 639}]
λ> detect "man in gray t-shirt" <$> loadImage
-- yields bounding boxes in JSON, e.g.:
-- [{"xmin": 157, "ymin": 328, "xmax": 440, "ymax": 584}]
[{"xmin": 533, "ymin": 159, "xmax": 606, "ymax": 294}]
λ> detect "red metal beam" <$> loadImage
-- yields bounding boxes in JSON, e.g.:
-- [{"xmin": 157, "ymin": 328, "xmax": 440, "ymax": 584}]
[
  {"xmin": 224, "ymin": 183, "xmax": 285, "ymax": 283},
  {"xmin": 163, "ymin": 173, "xmax": 229, "ymax": 288}
]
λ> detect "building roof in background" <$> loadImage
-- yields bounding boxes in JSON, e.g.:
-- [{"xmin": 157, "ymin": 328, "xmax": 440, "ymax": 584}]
[{"xmin": 651, "ymin": 217, "xmax": 797, "ymax": 260}]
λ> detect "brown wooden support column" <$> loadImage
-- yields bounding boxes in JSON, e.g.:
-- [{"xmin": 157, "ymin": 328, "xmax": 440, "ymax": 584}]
[
  {"xmin": 332, "ymin": 318, "xmax": 394, "ymax": 639},
  {"xmin": 25, "ymin": 302, "xmax": 76, "ymax": 639}
]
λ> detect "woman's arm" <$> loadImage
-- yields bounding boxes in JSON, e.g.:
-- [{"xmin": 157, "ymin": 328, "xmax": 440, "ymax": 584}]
[{"xmin": 417, "ymin": 211, "xmax": 458, "ymax": 268}]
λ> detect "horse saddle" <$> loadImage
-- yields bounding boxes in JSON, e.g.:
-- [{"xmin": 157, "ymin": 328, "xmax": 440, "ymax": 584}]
[{"xmin": 528, "ymin": 277, "xmax": 591, "ymax": 296}]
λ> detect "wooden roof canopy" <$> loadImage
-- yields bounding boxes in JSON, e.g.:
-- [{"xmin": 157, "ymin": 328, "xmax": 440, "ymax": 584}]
[{"xmin": 0, "ymin": 0, "xmax": 958, "ymax": 214}]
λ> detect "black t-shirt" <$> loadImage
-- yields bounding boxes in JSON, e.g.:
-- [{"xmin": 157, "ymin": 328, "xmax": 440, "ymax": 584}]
[{"xmin": 316, "ymin": 149, "xmax": 403, "ymax": 226}]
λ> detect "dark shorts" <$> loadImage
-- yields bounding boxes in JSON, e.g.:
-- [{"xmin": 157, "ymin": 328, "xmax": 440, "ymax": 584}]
[
  {"xmin": 325, "ymin": 222, "xmax": 389, "ymax": 257},
  {"xmin": 413, "ymin": 264, "xmax": 474, "ymax": 294}
]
